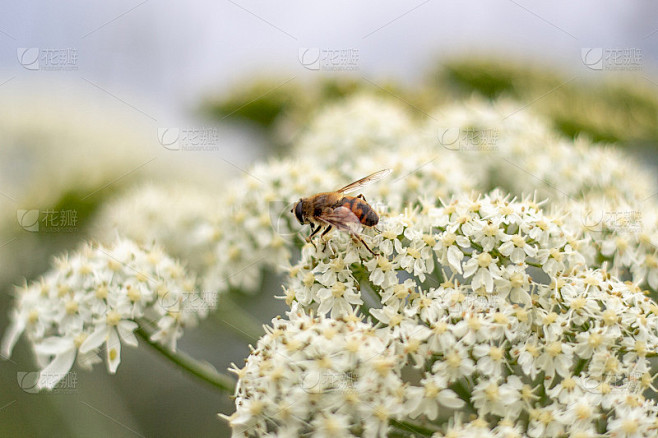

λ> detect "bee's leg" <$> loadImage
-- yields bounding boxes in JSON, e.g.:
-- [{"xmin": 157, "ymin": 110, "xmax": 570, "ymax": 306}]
[
  {"xmin": 351, "ymin": 233, "xmax": 379, "ymax": 257},
  {"xmin": 320, "ymin": 225, "xmax": 333, "ymax": 253},
  {"xmin": 306, "ymin": 224, "xmax": 322, "ymax": 242}
]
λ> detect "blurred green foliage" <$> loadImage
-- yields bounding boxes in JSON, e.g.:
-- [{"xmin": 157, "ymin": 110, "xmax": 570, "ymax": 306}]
[
  {"xmin": 438, "ymin": 58, "xmax": 658, "ymax": 146},
  {"xmin": 203, "ymin": 57, "xmax": 658, "ymax": 151},
  {"xmin": 201, "ymin": 77, "xmax": 418, "ymax": 152}
]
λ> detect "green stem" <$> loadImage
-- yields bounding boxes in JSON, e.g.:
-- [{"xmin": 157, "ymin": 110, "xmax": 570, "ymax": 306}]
[
  {"xmin": 135, "ymin": 326, "xmax": 236, "ymax": 393},
  {"xmin": 389, "ymin": 419, "xmax": 436, "ymax": 437},
  {"xmin": 213, "ymin": 296, "xmax": 264, "ymax": 343},
  {"xmin": 451, "ymin": 379, "xmax": 476, "ymax": 414}
]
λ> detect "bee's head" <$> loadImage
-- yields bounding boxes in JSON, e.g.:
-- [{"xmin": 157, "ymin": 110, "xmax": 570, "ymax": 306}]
[{"xmin": 292, "ymin": 199, "xmax": 305, "ymax": 225}]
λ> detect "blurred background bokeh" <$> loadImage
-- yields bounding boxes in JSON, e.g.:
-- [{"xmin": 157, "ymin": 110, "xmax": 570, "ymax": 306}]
[{"xmin": 2, "ymin": 1, "xmax": 658, "ymax": 436}]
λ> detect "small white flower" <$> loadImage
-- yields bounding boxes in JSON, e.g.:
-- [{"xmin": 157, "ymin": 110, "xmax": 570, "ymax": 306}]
[{"xmin": 1, "ymin": 239, "xmax": 204, "ymax": 388}]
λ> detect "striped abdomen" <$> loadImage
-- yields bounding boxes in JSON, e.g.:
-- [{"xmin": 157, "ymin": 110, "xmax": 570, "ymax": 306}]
[{"xmin": 338, "ymin": 196, "xmax": 379, "ymax": 227}]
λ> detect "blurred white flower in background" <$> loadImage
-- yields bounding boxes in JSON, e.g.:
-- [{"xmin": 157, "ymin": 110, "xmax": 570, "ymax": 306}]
[{"xmin": 1, "ymin": 239, "xmax": 210, "ymax": 389}]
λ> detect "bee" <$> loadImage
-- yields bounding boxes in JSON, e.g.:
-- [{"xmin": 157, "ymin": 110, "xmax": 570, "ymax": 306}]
[{"xmin": 291, "ymin": 169, "xmax": 391, "ymax": 255}]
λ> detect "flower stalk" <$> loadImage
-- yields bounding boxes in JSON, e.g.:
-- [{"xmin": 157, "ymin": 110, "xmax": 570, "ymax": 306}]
[{"xmin": 135, "ymin": 326, "xmax": 236, "ymax": 393}]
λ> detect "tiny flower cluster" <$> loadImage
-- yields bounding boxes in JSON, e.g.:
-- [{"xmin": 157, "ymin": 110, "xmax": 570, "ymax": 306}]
[
  {"xmin": 223, "ymin": 306, "xmax": 411, "ymax": 438},
  {"xmin": 286, "ymin": 190, "xmax": 587, "ymax": 316},
  {"xmin": 223, "ymin": 94, "xmax": 658, "ymax": 437},
  {"xmin": 1, "ymin": 239, "xmax": 212, "ymax": 390},
  {"xmin": 563, "ymin": 194, "xmax": 658, "ymax": 300},
  {"xmin": 94, "ymin": 183, "xmax": 220, "ymax": 275},
  {"xmin": 93, "ymin": 95, "xmax": 475, "ymax": 298},
  {"xmin": 425, "ymin": 98, "xmax": 654, "ymax": 205},
  {"xmin": 265, "ymin": 191, "xmax": 658, "ymax": 437}
]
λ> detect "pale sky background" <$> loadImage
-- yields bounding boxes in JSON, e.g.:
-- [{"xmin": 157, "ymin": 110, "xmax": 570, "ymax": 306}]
[{"xmin": 1, "ymin": 1, "xmax": 657, "ymax": 126}]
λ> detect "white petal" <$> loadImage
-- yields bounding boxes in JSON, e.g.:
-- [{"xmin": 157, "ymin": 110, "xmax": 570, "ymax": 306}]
[
  {"xmin": 1, "ymin": 318, "xmax": 25, "ymax": 359},
  {"xmin": 117, "ymin": 320, "xmax": 139, "ymax": 347},
  {"xmin": 317, "ymin": 298, "xmax": 333, "ymax": 315},
  {"xmin": 106, "ymin": 328, "xmax": 122, "ymax": 374},
  {"xmin": 498, "ymin": 241, "xmax": 513, "ymax": 257},
  {"xmin": 510, "ymin": 248, "xmax": 525, "ymax": 264},
  {"xmin": 438, "ymin": 389, "xmax": 465, "ymax": 409},
  {"xmin": 447, "ymin": 246, "xmax": 463, "ymax": 275},
  {"xmin": 34, "ymin": 337, "xmax": 74, "ymax": 356},
  {"xmin": 37, "ymin": 347, "xmax": 76, "ymax": 390},
  {"xmin": 79, "ymin": 325, "xmax": 109, "ymax": 353}
]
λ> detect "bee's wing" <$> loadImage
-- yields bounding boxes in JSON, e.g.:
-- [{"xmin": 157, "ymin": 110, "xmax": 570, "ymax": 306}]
[
  {"xmin": 337, "ymin": 169, "xmax": 392, "ymax": 194},
  {"xmin": 318, "ymin": 206, "xmax": 362, "ymax": 233}
]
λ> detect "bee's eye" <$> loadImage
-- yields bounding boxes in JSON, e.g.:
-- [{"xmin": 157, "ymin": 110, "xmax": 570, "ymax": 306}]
[{"xmin": 294, "ymin": 200, "xmax": 304, "ymax": 224}]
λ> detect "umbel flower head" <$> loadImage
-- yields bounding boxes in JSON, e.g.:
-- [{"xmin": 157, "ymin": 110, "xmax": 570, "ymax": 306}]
[
  {"xmin": 222, "ymin": 95, "xmax": 658, "ymax": 437},
  {"xmin": 223, "ymin": 305, "xmax": 440, "ymax": 438},
  {"xmin": 92, "ymin": 94, "xmax": 475, "ymax": 298},
  {"xmin": 241, "ymin": 191, "xmax": 658, "ymax": 437},
  {"xmin": 1, "ymin": 239, "xmax": 211, "ymax": 390}
]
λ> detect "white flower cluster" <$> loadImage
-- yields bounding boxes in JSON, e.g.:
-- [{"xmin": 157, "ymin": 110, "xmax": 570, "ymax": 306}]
[
  {"xmin": 223, "ymin": 306, "xmax": 418, "ymax": 438},
  {"xmin": 426, "ymin": 97, "xmax": 654, "ymax": 204},
  {"xmin": 242, "ymin": 190, "xmax": 658, "ymax": 437},
  {"xmin": 93, "ymin": 94, "xmax": 475, "ymax": 297},
  {"xmin": 563, "ymin": 194, "xmax": 658, "ymax": 294},
  {"xmin": 93, "ymin": 183, "xmax": 219, "ymax": 275},
  {"xmin": 423, "ymin": 97, "xmax": 658, "ymax": 299},
  {"xmin": 1, "ymin": 239, "xmax": 212, "ymax": 390},
  {"xmin": 287, "ymin": 190, "xmax": 586, "ymax": 314}
]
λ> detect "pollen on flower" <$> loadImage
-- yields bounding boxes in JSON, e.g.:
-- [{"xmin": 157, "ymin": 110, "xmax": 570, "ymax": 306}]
[
  {"xmin": 331, "ymin": 283, "xmax": 346, "ymax": 298},
  {"xmin": 546, "ymin": 342, "xmax": 562, "ymax": 357},
  {"xmin": 28, "ymin": 309, "xmax": 39, "ymax": 324},
  {"xmin": 544, "ymin": 312, "xmax": 558, "ymax": 325},
  {"xmin": 57, "ymin": 283, "xmax": 70, "ymax": 297},
  {"xmin": 477, "ymin": 252, "xmax": 492, "ymax": 267},
  {"xmin": 484, "ymin": 383, "xmax": 500, "ymax": 402},
  {"xmin": 74, "ymin": 333, "xmax": 87, "ymax": 348},
  {"xmin": 65, "ymin": 300, "xmax": 78, "ymax": 315},
  {"xmin": 126, "ymin": 286, "xmax": 141, "ymax": 302},
  {"xmin": 106, "ymin": 310, "xmax": 122, "ymax": 326},
  {"xmin": 303, "ymin": 272, "xmax": 315, "ymax": 288},
  {"xmin": 95, "ymin": 285, "xmax": 108, "ymax": 299},
  {"xmin": 602, "ymin": 309, "xmax": 617, "ymax": 326}
]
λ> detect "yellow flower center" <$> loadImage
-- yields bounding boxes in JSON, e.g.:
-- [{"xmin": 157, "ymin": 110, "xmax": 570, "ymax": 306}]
[
  {"xmin": 106, "ymin": 311, "xmax": 122, "ymax": 326},
  {"xmin": 512, "ymin": 235, "xmax": 525, "ymax": 247},
  {"xmin": 477, "ymin": 252, "xmax": 492, "ymax": 267}
]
